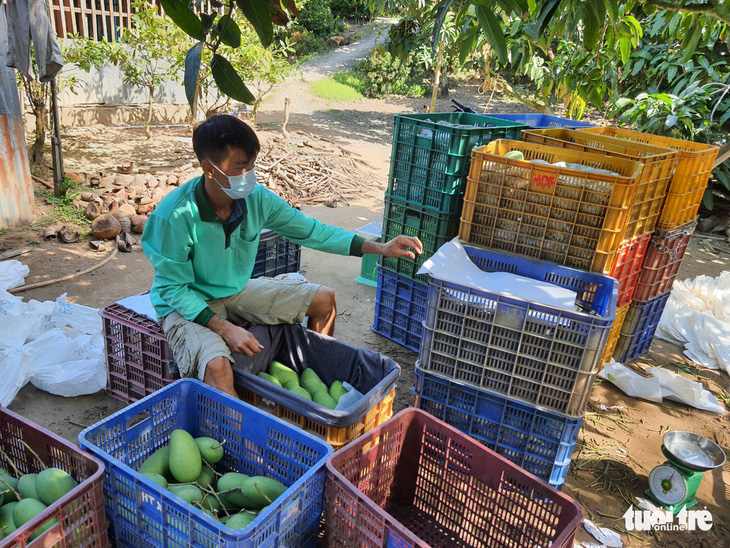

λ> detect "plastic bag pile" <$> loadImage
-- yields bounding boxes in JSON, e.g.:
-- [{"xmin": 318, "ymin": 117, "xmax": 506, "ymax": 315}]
[
  {"xmin": 656, "ymin": 271, "xmax": 730, "ymax": 375},
  {"xmin": 0, "ymin": 260, "xmax": 106, "ymax": 406}
]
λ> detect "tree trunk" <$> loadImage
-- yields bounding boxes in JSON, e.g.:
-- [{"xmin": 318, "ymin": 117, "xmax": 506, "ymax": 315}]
[
  {"xmin": 30, "ymin": 104, "xmax": 47, "ymax": 171},
  {"xmin": 146, "ymin": 86, "xmax": 154, "ymax": 139}
]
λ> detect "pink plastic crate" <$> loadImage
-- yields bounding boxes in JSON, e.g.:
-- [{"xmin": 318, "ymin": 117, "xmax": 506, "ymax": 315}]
[{"xmin": 325, "ymin": 408, "xmax": 583, "ymax": 548}]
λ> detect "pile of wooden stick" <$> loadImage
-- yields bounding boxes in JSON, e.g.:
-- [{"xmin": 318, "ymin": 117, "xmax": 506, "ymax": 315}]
[{"xmin": 256, "ymin": 132, "xmax": 383, "ymax": 207}]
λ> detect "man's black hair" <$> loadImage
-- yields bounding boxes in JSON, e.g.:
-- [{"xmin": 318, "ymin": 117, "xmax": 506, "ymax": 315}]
[{"xmin": 192, "ymin": 114, "xmax": 260, "ymax": 165}]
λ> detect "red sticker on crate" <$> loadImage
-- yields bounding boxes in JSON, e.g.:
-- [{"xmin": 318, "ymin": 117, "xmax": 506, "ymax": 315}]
[{"xmin": 529, "ymin": 169, "xmax": 557, "ymax": 193}]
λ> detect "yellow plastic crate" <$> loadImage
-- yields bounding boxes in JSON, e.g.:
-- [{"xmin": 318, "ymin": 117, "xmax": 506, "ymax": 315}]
[
  {"xmin": 522, "ymin": 128, "xmax": 676, "ymax": 239},
  {"xmin": 600, "ymin": 303, "xmax": 629, "ymax": 370},
  {"xmin": 460, "ymin": 139, "xmax": 643, "ymax": 274},
  {"xmin": 579, "ymin": 126, "xmax": 719, "ymax": 229},
  {"xmin": 235, "ymin": 385, "xmax": 395, "ymax": 450}
]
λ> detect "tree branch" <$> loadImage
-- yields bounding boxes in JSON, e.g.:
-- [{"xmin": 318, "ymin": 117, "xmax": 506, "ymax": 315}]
[{"xmin": 644, "ymin": 0, "xmax": 730, "ymax": 25}]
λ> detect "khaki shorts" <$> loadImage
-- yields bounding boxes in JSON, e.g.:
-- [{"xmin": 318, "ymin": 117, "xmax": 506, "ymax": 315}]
[{"xmin": 160, "ymin": 277, "xmax": 320, "ymax": 381}]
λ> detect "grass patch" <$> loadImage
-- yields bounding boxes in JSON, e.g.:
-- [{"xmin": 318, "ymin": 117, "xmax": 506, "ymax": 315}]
[{"xmin": 311, "ymin": 72, "xmax": 365, "ymax": 101}]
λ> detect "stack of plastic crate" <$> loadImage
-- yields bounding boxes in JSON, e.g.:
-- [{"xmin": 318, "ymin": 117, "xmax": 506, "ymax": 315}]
[
  {"xmin": 372, "ymin": 112, "xmax": 528, "ymax": 351},
  {"xmin": 576, "ymin": 128, "xmax": 719, "ymax": 363},
  {"xmin": 518, "ymin": 128, "xmax": 679, "ymax": 363},
  {"xmin": 410, "ymin": 244, "xmax": 618, "ymax": 489}
]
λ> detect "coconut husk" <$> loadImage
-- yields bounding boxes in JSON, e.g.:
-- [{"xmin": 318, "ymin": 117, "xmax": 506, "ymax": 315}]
[
  {"xmin": 59, "ymin": 226, "xmax": 80, "ymax": 243},
  {"xmin": 86, "ymin": 201, "xmax": 102, "ymax": 220},
  {"xmin": 107, "ymin": 201, "xmax": 120, "ymax": 216},
  {"xmin": 139, "ymin": 196, "xmax": 153, "ymax": 205},
  {"xmin": 92, "ymin": 214, "xmax": 122, "ymax": 239},
  {"xmin": 131, "ymin": 214, "xmax": 147, "ymax": 234},
  {"xmin": 43, "ymin": 225, "xmax": 62, "ymax": 240},
  {"xmin": 136, "ymin": 203, "xmax": 154, "ymax": 214},
  {"xmin": 118, "ymin": 217, "xmax": 132, "ymax": 233},
  {"xmin": 113, "ymin": 203, "xmax": 137, "ymax": 219},
  {"xmin": 89, "ymin": 240, "xmax": 106, "ymax": 252}
]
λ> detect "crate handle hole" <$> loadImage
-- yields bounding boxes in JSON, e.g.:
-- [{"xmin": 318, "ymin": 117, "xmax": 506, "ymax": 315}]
[{"xmin": 126, "ymin": 411, "xmax": 150, "ymax": 429}]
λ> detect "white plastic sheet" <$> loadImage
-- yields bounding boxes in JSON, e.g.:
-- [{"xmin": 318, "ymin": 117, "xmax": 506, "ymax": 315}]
[
  {"xmin": 656, "ymin": 272, "xmax": 730, "ymax": 374},
  {"xmin": 0, "ymin": 261, "xmax": 106, "ymax": 405},
  {"xmin": 417, "ymin": 238, "xmax": 578, "ymax": 310},
  {"xmin": 598, "ymin": 360, "xmax": 725, "ymax": 414}
]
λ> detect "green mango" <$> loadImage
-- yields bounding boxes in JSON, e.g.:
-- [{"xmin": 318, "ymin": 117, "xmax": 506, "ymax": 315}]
[
  {"xmin": 329, "ymin": 380, "xmax": 349, "ymax": 403},
  {"xmin": 139, "ymin": 446, "xmax": 171, "ymax": 478},
  {"xmin": 169, "ymin": 485, "xmax": 203, "ymax": 505},
  {"xmin": 0, "ymin": 502, "xmax": 18, "ymax": 535},
  {"xmin": 239, "ymin": 476, "xmax": 287, "ymax": 510},
  {"xmin": 195, "ymin": 465, "xmax": 216, "ymax": 490},
  {"xmin": 0, "ymin": 476, "xmax": 19, "ymax": 504},
  {"xmin": 141, "ymin": 473, "xmax": 168, "ymax": 489},
  {"xmin": 284, "ymin": 381, "xmax": 313, "ymax": 400},
  {"xmin": 17, "ymin": 474, "xmax": 39, "ymax": 500},
  {"xmin": 194, "ymin": 437, "xmax": 224, "ymax": 465},
  {"xmin": 226, "ymin": 512, "xmax": 256, "ymax": 529},
  {"xmin": 267, "ymin": 361, "xmax": 299, "ymax": 386},
  {"xmin": 313, "ymin": 389, "xmax": 338, "ymax": 410},
  {"xmin": 216, "ymin": 472, "xmax": 253, "ymax": 509},
  {"xmin": 301, "ymin": 368, "xmax": 327, "ymax": 395},
  {"xmin": 257, "ymin": 372, "xmax": 282, "ymax": 387},
  {"xmin": 169, "ymin": 430, "xmax": 202, "ymax": 483},
  {"xmin": 13, "ymin": 498, "xmax": 58, "ymax": 540},
  {"xmin": 200, "ymin": 492, "xmax": 222, "ymax": 514},
  {"xmin": 36, "ymin": 467, "xmax": 78, "ymax": 506}
]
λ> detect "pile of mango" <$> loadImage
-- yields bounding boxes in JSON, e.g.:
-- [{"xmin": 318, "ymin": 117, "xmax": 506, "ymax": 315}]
[
  {"xmin": 138, "ymin": 430, "xmax": 288, "ymax": 529},
  {"xmin": 258, "ymin": 361, "xmax": 351, "ymax": 409},
  {"xmin": 0, "ymin": 466, "xmax": 78, "ymax": 540}
]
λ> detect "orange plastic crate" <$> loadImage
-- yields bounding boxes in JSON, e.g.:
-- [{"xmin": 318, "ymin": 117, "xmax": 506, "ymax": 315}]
[
  {"xmin": 235, "ymin": 385, "xmax": 394, "ymax": 450},
  {"xmin": 460, "ymin": 139, "xmax": 643, "ymax": 273},
  {"xmin": 579, "ymin": 126, "xmax": 719, "ymax": 229},
  {"xmin": 522, "ymin": 128, "xmax": 676, "ymax": 239},
  {"xmin": 600, "ymin": 303, "xmax": 629, "ymax": 368},
  {"xmin": 610, "ymin": 234, "xmax": 651, "ymax": 308}
]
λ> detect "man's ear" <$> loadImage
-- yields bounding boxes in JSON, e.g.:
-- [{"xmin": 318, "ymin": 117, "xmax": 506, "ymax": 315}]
[{"xmin": 201, "ymin": 158, "xmax": 214, "ymax": 179}]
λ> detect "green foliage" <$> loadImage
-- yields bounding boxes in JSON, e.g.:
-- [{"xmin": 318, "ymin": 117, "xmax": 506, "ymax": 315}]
[
  {"xmin": 298, "ymin": 0, "xmax": 346, "ymax": 36},
  {"xmin": 329, "ymin": 0, "xmax": 371, "ymax": 22},
  {"xmin": 333, "ymin": 70, "xmax": 367, "ymax": 93},
  {"xmin": 356, "ymin": 46, "xmax": 428, "ymax": 98},
  {"xmin": 43, "ymin": 180, "xmax": 90, "ymax": 227},
  {"xmin": 311, "ymin": 76, "xmax": 364, "ymax": 100}
]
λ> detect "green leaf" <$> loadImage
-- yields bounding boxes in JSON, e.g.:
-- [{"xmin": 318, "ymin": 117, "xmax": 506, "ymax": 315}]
[
  {"xmin": 433, "ymin": 1, "xmax": 453, "ymax": 52},
  {"xmin": 606, "ymin": 0, "xmax": 618, "ymax": 24},
  {"xmin": 211, "ymin": 53, "xmax": 255, "ymax": 104},
  {"xmin": 184, "ymin": 42, "xmax": 203, "ymax": 110},
  {"xmin": 619, "ymin": 37, "xmax": 631, "ymax": 64},
  {"xmin": 680, "ymin": 24, "xmax": 701, "ymax": 63},
  {"xmin": 235, "ymin": 0, "xmax": 273, "ymax": 47},
  {"xmin": 216, "ymin": 14, "xmax": 242, "ymax": 48},
  {"xmin": 159, "ymin": 0, "xmax": 204, "ymax": 41},
  {"xmin": 534, "ymin": 0, "xmax": 561, "ymax": 38},
  {"xmin": 702, "ymin": 184, "xmax": 713, "ymax": 210},
  {"xmin": 475, "ymin": 3, "xmax": 508, "ymax": 64},
  {"xmin": 715, "ymin": 168, "xmax": 730, "ymax": 191},
  {"xmin": 582, "ymin": 0, "xmax": 605, "ymax": 51},
  {"xmin": 667, "ymin": 65, "xmax": 678, "ymax": 83}
]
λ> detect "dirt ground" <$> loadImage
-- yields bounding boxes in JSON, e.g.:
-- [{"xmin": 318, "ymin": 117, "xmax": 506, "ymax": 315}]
[{"xmin": 3, "ymin": 29, "xmax": 730, "ymax": 548}]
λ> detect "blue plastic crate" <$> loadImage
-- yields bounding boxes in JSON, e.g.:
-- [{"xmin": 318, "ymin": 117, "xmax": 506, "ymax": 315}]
[
  {"xmin": 252, "ymin": 229, "xmax": 301, "ymax": 279},
  {"xmin": 372, "ymin": 267, "xmax": 428, "ymax": 352},
  {"xmin": 482, "ymin": 112, "xmax": 596, "ymax": 129},
  {"xmin": 78, "ymin": 379, "xmax": 332, "ymax": 548},
  {"xmin": 388, "ymin": 112, "xmax": 528, "ymax": 214},
  {"xmin": 411, "ymin": 366, "xmax": 582, "ymax": 489},
  {"xmin": 419, "ymin": 245, "xmax": 617, "ymax": 417},
  {"xmin": 614, "ymin": 291, "xmax": 671, "ymax": 363}
]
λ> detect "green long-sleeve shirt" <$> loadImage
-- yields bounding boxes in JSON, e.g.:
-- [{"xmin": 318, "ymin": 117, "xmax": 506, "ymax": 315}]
[{"xmin": 142, "ymin": 176, "xmax": 365, "ymax": 324}]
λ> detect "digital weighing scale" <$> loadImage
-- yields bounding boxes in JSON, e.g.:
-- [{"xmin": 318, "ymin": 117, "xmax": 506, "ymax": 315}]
[{"xmin": 646, "ymin": 431, "xmax": 726, "ymax": 513}]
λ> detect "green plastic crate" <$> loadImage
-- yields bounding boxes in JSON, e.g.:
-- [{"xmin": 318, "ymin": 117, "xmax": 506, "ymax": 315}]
[
  {"xmin": 380, "ymin": 197, "xmax": 460, "ymax": 284},
  {"xmin": 387, "ymin": 112, "xmax": 528, "ymax": 214}
]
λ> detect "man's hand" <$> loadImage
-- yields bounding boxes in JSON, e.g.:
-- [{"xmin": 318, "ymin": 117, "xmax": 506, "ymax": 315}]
[
  {"xmin": 363, "ymin": 235, "xmax": 423, "ymax": 259},
  {"xmin": 207, "ymin": 315, "xmax": 264, "ymax": 357}
]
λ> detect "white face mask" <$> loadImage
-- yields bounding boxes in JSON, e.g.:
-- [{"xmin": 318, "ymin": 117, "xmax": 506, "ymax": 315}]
[{"xmin": 210, "ymin": 162, "xmax": 257, "ymax": 200}]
